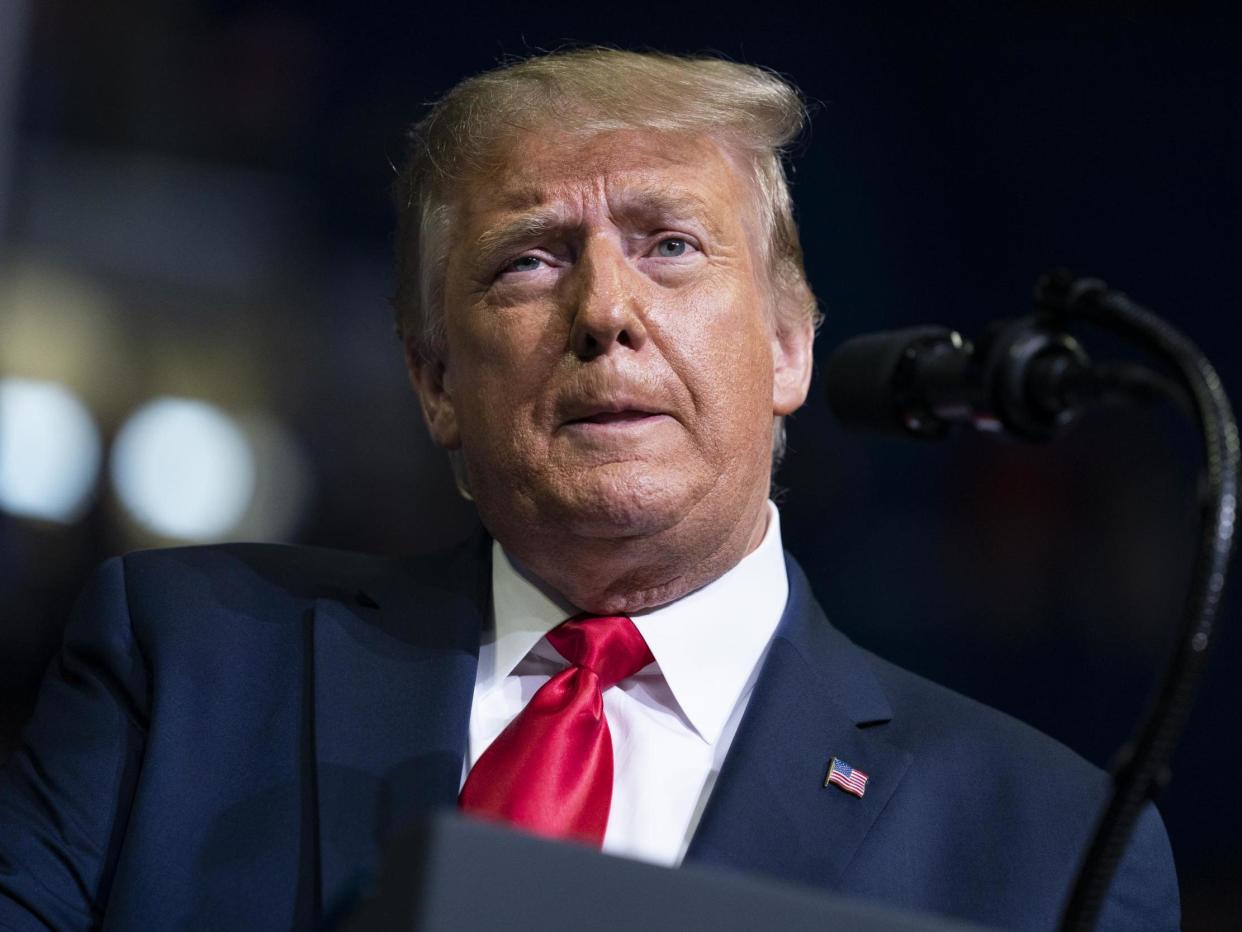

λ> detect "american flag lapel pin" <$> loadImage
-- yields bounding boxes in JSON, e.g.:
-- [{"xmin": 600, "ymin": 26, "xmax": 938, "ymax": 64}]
[{"xmin": 824, "ymin": 757, "xmax": 869, "ymax": 798}]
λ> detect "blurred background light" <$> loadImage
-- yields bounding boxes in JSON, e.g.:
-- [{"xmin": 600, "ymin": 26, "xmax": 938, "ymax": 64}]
[
  {"xmin": 231, "ymin": 411, "xmax": 314, "ymax": 542},
  {"xmin": 111, "ymin": 397, "xmax": 256, "ymax": 541},
  {"xmin": 0, "ymin": 258, "xmax": 134, "ymax": 423},
  {"xmin": 0, "ymin": 377, "xmax": 102, "ymax": 524}
]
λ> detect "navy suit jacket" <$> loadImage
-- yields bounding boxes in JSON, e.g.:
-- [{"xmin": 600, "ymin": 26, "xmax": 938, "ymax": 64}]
[{"xmin": 0, "ymin": 535, "xmax": 1178, "ymax": 930}]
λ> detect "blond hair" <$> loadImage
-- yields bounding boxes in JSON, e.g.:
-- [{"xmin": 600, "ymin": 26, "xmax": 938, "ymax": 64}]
[{"xmin": 392, "ymin": 48, "xmax": 821, "ymax": 471}]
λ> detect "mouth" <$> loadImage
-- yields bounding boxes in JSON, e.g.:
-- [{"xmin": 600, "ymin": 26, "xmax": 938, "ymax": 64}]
[
  {"xmin": 566, "ymin": 409, "xmax": 663, "ymax": 426},
  {"xmin": 559, "ymin": 398, "xmax": 673, "ymax": 433}
]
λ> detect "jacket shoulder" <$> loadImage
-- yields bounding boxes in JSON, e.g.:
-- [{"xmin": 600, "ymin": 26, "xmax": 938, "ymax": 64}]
[
  {"xmin": 856, "ymin": 648, "xmax": 1179, "ymax": 930},
  {"xmin": 862, "ymin": 647, "xmax": 1100, "ymax": 783},
  {"xmin": 113, "ymin": 532, "xmax": 488, "ymax": 644},
  {"xmin": 122, "ymin": 541, "xmax": 398, "ymax": 600},
  {"xmin": 121, "ymin": 535, "xmax": 481, "ymax": 604}
]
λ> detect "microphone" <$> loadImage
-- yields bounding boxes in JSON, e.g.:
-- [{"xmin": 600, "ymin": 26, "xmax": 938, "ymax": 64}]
[
  {"xmin": 823, "ymin": 315, "xmax": 1177, "ymax": 442},
  {"xmin": 823, "ymin": 272, "xmax": 1240, "ymax": 932}
]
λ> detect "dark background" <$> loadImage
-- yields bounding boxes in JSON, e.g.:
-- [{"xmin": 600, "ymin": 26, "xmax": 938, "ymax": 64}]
[{"xmin": 1, "ymin": 2, "xmax": 1238, "ymax": 927}]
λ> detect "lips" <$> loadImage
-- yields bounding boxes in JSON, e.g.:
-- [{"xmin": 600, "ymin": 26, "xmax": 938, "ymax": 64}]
[
  {"xmin": 559, "ymin": 397, "xmax": 670, "ymax": 428},
  {"xmin": 569, "ymin": 410, "xmax": 659, "ymax": 425}
]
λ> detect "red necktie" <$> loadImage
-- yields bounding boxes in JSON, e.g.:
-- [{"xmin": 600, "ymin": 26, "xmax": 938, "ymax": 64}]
[{"xmin": 458, "ymin": 614, "xmax": 654, "ymax": 845}]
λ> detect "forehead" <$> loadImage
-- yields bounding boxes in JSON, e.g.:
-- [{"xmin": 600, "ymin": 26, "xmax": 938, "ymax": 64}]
[{"xmin": 451, "ymin": 128, "xmax": 756, "ymax": 232}]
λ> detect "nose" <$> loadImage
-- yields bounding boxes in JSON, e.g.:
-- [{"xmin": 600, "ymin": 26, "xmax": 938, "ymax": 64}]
[{"xmin": 567, "ymin": 240, "xmax": 648, "ymax": 360}]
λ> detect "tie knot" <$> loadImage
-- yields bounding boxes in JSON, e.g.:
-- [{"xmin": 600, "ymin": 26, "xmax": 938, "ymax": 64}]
[{"xmin": 546, "ymin": 614, "xmax": 654, "ymax": 690}]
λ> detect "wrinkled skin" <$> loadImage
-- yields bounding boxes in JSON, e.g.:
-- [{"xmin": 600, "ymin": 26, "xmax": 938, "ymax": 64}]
[{"xmin": 408, "ymin": 128, "xmax": 814, "ymax": 614}]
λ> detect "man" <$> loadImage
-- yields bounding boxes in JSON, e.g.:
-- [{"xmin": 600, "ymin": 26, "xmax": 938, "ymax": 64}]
[{"xmin": 0, "ymin": 49, "xmax": 1177, "ymax": 930}]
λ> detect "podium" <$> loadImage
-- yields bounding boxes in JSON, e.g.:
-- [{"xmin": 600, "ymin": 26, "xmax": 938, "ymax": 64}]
[{"xmin": 336, "ymin": 812, "xmax": 992, "ymax": 931}]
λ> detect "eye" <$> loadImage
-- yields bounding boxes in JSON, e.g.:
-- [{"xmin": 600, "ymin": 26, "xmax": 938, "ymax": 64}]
[
  {"xmin": 506, "ymin": 255, "xmax": 544, "ymax": 273},
  {"xmin": 653, "ymin": 237, "xmax": 690, "ymax": 258}
]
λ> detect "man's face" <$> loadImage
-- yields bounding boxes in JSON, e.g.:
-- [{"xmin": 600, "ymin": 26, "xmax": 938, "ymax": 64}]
[{"xmin": 412, "ymin": 128, "xmax": 812, "ymax": 549}]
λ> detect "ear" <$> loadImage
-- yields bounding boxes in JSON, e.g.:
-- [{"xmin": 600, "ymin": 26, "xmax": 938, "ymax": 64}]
[
  {"xmin": 771, "ymin": 313, "xmax": 815, "ymax": 416},
  {"xmin": 405, "ymin": 337, "xmax": 462, "ymax": 450}
]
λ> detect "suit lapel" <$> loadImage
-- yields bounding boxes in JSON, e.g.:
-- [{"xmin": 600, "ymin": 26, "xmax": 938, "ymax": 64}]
[
  {"xmin": 311, "ymin": 532, "xmax": 490, "ymax": 916},
  {"xmin": 685, "ymin": 555, "xmax": 912, "ymax": 888}
]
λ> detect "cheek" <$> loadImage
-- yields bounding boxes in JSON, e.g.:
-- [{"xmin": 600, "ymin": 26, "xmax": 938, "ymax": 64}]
[
  {"xmin": 460, "ymin": 298, "xmax": 568, "ymax": 367},
  {"xmin": 446, "ymin": 307, "xmax": 564, "ymax": 443},
  {"xmin": 671, "ymin": 283, "xmax": 775, "ymax": 412}
]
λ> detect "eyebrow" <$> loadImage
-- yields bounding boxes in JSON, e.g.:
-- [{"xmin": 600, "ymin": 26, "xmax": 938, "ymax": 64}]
[
  {"xmin": 473, "ymin": 209, "xmax": 567, "ymax": 266},
  {"xmin": 614, "ymin": 185, "xmax": 716, "ymax": 225},
  {"xmin": 469, "ymin": 184, "xmax": 723, "ymax": 266}
]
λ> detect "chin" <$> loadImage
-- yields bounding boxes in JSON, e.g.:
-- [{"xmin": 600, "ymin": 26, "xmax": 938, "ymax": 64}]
[{"xmin": 541, "ymin": 462, "xmax": 707, "ymax": 540}]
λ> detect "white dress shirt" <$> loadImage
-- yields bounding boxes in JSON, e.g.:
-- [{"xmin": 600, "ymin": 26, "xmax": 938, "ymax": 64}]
[{"xmin": 462, "ymin": 501, "xmax": 789, "ymax": 866}]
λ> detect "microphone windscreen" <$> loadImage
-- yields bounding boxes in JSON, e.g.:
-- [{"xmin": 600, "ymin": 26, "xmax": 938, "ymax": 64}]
[{"xmin": 823, "ymin": 327, "xmax": 954, "ymax": 434}]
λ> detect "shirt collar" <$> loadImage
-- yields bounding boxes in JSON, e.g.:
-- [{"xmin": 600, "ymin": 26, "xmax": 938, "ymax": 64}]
[
  {"xmin": 485, "ymin": 502, "xmax": 790, "ymax": 747},
  {"xmin": 481, "ymin": 541, "xmax": 577, "ymax": 692}
]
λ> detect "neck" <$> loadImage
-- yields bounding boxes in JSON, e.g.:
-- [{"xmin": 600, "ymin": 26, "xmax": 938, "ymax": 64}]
[{"xmin": 494, "ymin": 491, "xmax": 772, "ymax": 615}]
